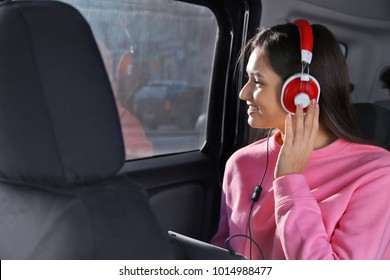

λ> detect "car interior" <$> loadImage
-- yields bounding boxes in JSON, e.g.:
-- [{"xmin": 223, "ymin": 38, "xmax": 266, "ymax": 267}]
[
  {"xmin": 0, "ymin": 0, "xmax": 174, "ymax": 259},
  {"xmin": 0, "ymin": 0, "xmax": 389, "ymax": 259}
]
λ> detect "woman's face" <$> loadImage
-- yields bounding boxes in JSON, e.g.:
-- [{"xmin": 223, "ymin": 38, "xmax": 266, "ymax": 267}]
[{"xmin": 239, "ymin": 48, "xmax": 287, "ymax": 131}]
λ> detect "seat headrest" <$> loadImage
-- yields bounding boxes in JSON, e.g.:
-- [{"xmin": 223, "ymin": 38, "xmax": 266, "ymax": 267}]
[{"xmin": 0, "ymin": 1, "xmax": 125, "ymax": 187}]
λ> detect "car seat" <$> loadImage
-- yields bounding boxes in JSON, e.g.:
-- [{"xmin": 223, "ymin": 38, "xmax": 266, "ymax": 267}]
[
  {"xmin": 0, "ymin": 0, "xmax": 173, "ymax": 259},
  {"xmin": 353, "ymin": 103, "xmax": 390, "ymax": 150}
]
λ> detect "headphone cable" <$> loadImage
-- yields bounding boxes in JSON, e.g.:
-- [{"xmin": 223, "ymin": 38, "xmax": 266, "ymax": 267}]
[
  {"xmin": 248, "ymin": 128, "xmax": 271, "ymax": 259},
  {"xmin": 224, "ymin": 129, "xmax": 271, "ymax": 260}
]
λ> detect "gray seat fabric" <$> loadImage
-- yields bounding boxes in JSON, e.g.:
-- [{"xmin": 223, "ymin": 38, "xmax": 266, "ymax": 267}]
[
  {"xmin": 354, "ymin": 103, "xmax": 390, "ymax": 149},
  {"xmin": 0, "ymin": 0, "xmax": 173, "ymax": 259}
]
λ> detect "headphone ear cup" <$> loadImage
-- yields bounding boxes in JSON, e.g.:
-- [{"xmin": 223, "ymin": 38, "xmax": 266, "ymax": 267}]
[{"xmin": 281, "ymin": 73, "xmax": 320, "ymax": 114}]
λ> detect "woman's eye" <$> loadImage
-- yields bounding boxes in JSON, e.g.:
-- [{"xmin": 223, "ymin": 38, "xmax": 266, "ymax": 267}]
[{"xmin": 254, "ymin": 80, "xmax": 262, "ymax": 87}]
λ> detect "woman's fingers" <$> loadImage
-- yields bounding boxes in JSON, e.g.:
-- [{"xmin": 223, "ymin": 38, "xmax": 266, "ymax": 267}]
[
  {"xmin": 275, "ymin": 99, "xmax": 320, "ymax": 178},
  {"xmin": 294, "ymin": 103, "xmax": 304, "ymax": 142},
  {"xmin": 302, "ymin": 99, "xmax": 318, "ymax": 140},
  {"xmin": 293, "ymin": 100, "xmax": 319, "ymax": 144},
  {"xmin": 284, "ymin": 112, "xmax": 292, "ymax": 145}
]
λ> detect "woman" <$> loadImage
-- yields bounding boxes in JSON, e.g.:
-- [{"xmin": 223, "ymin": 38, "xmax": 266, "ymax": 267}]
[{"xmin": 211, "ymin": 20, "xmax": 390, "ymax": 259}]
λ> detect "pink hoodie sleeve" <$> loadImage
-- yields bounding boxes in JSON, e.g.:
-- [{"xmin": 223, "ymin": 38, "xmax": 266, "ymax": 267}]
[
  {"xmin": 274, "ymin": 173, "xmax": 390, "ymax": 259},
  {"xmin": 210, "ymin": 189, "xmax": 229, "ymax": 248}
]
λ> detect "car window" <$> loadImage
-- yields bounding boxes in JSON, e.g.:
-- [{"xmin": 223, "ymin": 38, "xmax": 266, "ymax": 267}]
[{"xmin": 60, "ymin": 0, "xmax": 218, "ymax": 160}]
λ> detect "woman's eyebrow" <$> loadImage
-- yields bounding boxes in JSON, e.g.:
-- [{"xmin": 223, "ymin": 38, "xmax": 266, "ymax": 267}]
[{"xmin": 250, "ymin": 71, "xmax": 264, "ymax": 78}]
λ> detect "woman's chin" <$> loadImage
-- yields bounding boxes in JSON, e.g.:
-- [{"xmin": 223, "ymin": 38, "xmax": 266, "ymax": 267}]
[{"xmin": 247, "ymin": 117, "xmax": 263, "ymax": 129}]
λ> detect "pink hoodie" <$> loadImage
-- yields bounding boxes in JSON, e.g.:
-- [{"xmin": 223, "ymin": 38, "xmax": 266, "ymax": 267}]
[{"xmin": 211, "ymin": 132, "xmax": 390, "ymax": 259}]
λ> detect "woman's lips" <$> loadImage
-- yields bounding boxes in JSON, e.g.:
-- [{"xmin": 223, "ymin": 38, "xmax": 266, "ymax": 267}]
[{"xmin": 247, "ymin": 104, "xmax": 259, "ymax": 114}]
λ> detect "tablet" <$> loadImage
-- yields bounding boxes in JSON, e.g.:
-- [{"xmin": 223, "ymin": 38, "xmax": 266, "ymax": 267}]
[{"xmin": 168, "ymin": 231, "xmax": 247, "ymax": 260}]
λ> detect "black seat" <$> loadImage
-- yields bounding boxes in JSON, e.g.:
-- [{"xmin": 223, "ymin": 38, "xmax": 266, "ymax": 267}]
[
  {"xmin": 0, "ymin": 0, "xmax": 173, "ymax": 259},
  {"xmin": 354, "ymin": 103, "xmax": 390, "ymax": 149}
]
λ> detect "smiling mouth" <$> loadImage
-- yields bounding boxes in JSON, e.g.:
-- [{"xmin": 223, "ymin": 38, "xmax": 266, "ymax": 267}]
[{"xmin": 248, "ymin": 105, "xmax": 259, "ymax": 114}]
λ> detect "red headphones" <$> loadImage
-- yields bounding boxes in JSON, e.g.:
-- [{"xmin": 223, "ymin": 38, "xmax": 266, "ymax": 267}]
[{"xmin": 280, "ymin": 19, "xmax": 320, "ymax": 114}]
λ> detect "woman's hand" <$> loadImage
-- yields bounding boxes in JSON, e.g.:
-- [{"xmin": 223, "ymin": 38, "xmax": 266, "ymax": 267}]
[{"xmin": 275, "ymin": 99, "xmax": 320, "ymax": 178}]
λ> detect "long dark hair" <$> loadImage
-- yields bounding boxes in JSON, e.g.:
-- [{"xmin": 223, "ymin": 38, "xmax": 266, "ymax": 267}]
[{"xmin": 242, "ymin": 22, "xmax": 370, "ymax": 144}]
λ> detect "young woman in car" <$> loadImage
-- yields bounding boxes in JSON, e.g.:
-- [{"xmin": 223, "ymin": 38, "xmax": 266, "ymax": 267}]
[{"xmin": 211, "ymin": 20, "xmax": 390, "ymax": 259}]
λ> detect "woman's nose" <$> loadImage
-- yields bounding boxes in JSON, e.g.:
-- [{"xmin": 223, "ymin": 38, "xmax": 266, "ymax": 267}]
[{"xmin": 239, "ymin": 82, "xmax": 250, "ymax": 101}]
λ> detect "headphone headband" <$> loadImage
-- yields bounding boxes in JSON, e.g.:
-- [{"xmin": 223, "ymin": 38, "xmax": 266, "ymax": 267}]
[{"xmin": 294, "ymin": 19, "xmax": 313, "ymax": 64}]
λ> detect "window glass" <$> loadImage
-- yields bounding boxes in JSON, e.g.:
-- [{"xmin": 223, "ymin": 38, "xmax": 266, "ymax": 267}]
[{"xmin": 60, "ymin": 0, "xmax": 218, "ymax": 160}]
